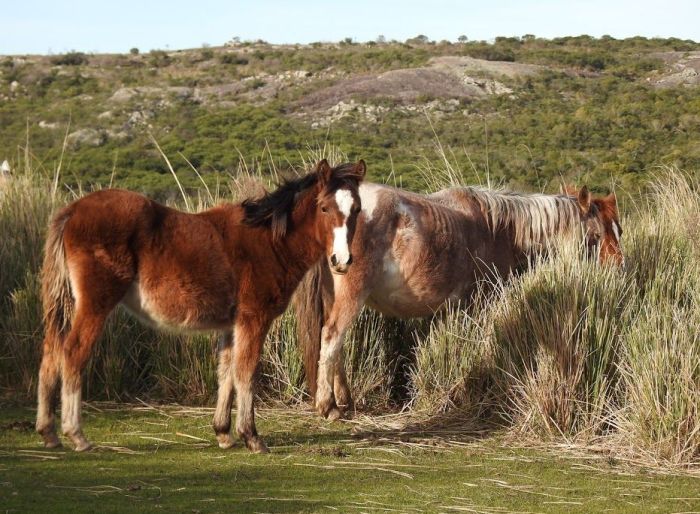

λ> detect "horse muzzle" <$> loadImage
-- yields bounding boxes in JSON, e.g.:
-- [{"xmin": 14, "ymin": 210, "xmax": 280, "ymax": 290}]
[{"xmin": 330, "ymin": 253, "xmax": 352, "ymax": 274}]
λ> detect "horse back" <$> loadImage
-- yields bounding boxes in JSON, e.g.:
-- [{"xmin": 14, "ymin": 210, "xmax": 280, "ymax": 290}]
[{"xmin": 60, "ymin": 189, "xmax": 238, "ymax": 330}]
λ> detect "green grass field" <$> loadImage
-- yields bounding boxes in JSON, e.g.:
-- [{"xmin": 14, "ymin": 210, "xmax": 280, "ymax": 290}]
[{"xmin": 1, "ymin": 404, "xmax": 698, "ymax": 513}]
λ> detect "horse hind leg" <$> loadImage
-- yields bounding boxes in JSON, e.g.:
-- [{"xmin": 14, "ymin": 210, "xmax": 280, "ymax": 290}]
[
  {"xmin": 333, "ymin": 356, "xmax": 354, "ymax": 415},
  {"xmin": 36, "ymin": 333, "xmax": 63, "ymax": 448},
  {"xmin": 59, "ymin": 253, "xmax": 130, "ymax": 451},
  {"xmin": 60, "ymin": 305, "xmax": 111, "ymax": 451},
  {"xmin": 212, "ymin": 331, "xmax": 235, "ymax": 449}
]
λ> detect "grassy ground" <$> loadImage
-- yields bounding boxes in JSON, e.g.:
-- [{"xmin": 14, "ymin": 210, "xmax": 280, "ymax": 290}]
[{"xmin": 1, "ymin": 404, "xmax": 698, "ymax": 513}]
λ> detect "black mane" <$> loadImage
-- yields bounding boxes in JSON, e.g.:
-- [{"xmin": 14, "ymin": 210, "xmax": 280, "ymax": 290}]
[{"xmin": 242, "ymin": 163, "xmax": 360, "ymax": 241}]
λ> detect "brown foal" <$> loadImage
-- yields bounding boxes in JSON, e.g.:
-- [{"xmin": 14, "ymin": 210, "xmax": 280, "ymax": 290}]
[{"xmin": 36, "ymin": 159, "xmax": 365, "ymax": 453}]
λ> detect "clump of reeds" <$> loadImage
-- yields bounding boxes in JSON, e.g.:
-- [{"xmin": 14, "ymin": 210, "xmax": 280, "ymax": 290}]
[
  {"xmin": 403, "ymin": 167, "xmax": 699, "ymax": 466},
  {"xmin": 613, "ymin": 170, "xmax": 700, "ymax": 464}
]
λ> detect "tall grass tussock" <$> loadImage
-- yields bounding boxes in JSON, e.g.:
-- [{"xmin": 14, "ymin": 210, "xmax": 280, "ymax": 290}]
[{"xmin": 0, "ymin": 148, "xmax": 697, "ymax": 467}]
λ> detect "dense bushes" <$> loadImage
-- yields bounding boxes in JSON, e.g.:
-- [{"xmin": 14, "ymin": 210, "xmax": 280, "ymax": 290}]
[
  {"xmin": 50, "ymin": 51, "xmax": 88, "ymax": 66},
  {"xmin": 3, "ymin": 37, "xmax": 700, "ymax": 195}
]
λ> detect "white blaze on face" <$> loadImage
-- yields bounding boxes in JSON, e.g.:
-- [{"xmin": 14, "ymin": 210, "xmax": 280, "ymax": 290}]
[
  {"xmin": 612, "ymin": 220, "xmax": 625, "ymax": 266},
  {"xmin": 332, "ymin": 189, "xmax": 353, "ymax": 266},
  {"xmin": 611, "ymin": 220, "xmax": 621, "ymax": 244}
]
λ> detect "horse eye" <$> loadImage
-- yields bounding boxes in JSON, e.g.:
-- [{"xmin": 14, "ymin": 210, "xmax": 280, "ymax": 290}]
[{"xmin": 320, "ymin": 206, "xmax": 328, "ymax": 213}]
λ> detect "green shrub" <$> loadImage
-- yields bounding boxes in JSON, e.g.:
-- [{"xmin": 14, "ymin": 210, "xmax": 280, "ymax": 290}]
[
  {"xmin": 219, "ymin": 53, "xmax": 248, "ymax": 65},
  {"xmin": 50, "ymin": 51, "xmax": 88, "ymax": 66}
]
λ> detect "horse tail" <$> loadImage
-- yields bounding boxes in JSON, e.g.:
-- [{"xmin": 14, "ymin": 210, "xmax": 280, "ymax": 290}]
[
  {"xmin": 293, "ymin": 260, "xmax": 333, "ymax": 400},
  {"xmin": 41, "ymin": 206, "xmax": 75, "ymax": 349}
]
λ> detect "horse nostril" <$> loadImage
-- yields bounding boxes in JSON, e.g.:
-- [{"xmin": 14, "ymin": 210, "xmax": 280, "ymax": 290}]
[
  {"xmin": 347, "ymin": 254, "xmax": 353, "ymax": 266},
  {"xmin": 330, "ymin": 254, "xmax": 338, "ymax": 266}
]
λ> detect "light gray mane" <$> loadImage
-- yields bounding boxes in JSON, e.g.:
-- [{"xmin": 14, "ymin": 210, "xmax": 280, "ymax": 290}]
[{"xmin": 433, "ymin": 187, "xmax": 581, "ymax": 252}]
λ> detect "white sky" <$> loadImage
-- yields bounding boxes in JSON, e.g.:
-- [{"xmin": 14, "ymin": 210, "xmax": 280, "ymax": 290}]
[{"xmin": 1, "ymin": 0, "xmax": 698, "ymax": 55}]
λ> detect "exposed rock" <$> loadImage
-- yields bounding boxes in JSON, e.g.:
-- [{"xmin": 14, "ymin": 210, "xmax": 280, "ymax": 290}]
[
  {"xmin": 311, "ymin": 97, "xmax": 468, "ymax": 128},
  {"xmin": 461, "ymin": 76, "xmax": 512, "ymax": 95},
  {"xmin": 300, "ymin": 68, "xmax": 482, "ymax": 110},
  {"xmin": 38, "ymin": 120, "xmax": 60, "ymax": 129},
  {"xmin": 429, "ymin": 56, "xmax": 545, "ymax": 79},
  {"xmin": 9, "ymin": 81, "xmax": 19, "ymax": 93},
  {"xmin": 1, "ymin": 159, "xmax": 11, "ymax": 175},
  {"xmin": 108, "ymin": 86, "xmax": 194, "ymax": 104},
  {"xmin": 298, "ymin": 57, "xmax": 519, "ymax": 111},
  {"xmin": 106, "ymin": 129, "xmax": 129, "ymax": 141},
  {"xmin": 109, "ymin": 87, "xmax": 138, "ymax": 103},
  {"xmin": 66, "ymin": 128, "xmax": 105, "ymax": 148},
  {"xmin": 126, "ymin": 110, "xmax": 154, "ymax": 127},
  {"xmin": 650, "ymin": 51, "xmax": 700, "ymax": 88},
  {"xmin": 97, "ymin": 110, "xmax": 113, "ymax": 119}
]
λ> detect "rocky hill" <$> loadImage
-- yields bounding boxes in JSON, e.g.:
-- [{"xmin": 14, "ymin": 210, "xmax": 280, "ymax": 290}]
[{"xmin": 1, "ymin": 36, "xmax": 699, "ymax": 194}]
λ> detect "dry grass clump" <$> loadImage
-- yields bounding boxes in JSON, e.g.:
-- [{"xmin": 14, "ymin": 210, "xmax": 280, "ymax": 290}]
[
  {"xmin": 408, "ymin": 299, "xmax": 493, "ymax": 414},
  {"xmin": 402, "ymin": 168, "xmax": 700, "ymax": 467},
  {"xmin": 612, "ymin": 171, "xmax": 700, "ymax": 464},
  {"xmin": 489, "ymin": 240, "xmax": 631, "ymax": 439}
]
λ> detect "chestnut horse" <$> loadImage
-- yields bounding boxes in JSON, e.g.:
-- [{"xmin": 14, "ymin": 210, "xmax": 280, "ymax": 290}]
[
  {"xmin": 295, "ymin": 183, "xmax": 624, "ymax": 419},
  {"xmin": 37, "ymin": 159, "xmax": 366, "ymax": 453}
]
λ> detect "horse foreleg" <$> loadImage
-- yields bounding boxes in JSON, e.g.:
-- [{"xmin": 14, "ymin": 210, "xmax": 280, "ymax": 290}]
[
  {"xmin": 316, "ymin": 322, "xmax": 346, "ymax": 420},
  {"xmin": 316, "ymin": 296, "xmax": 363, "ymax": 420},
  {"xmin": 212, "ymin": 331, "xmax": 235, "ymax": 449},
  {"xmin": 232, "ymin": 316, "xmax": 269, "ymax": 453}
]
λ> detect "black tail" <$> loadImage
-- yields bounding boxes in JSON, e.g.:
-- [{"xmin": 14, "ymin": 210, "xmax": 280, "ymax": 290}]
[{"xmin": 292, "ymin": 260, "xmax": 333, "ymax": 399}]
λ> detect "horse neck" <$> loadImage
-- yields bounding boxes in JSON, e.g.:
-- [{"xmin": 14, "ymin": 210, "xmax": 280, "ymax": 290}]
[
  {"xmin": 483, "ymin": 191, "xmax": 581, "ymax": 256},
  {"xmin": 274, "ymin": 187, "xmax": 325, "ymax": 281}
]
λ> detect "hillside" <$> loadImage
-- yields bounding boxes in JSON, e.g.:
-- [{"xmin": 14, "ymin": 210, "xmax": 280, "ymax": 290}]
[{"xmin": 2, "ymin": 35, "xmax": 700, "ymax": 195}]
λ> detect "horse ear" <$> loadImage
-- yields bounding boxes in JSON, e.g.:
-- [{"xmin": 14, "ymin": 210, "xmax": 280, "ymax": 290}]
[
  {"xmin": 353, "ymin": 159, "xmax": 366, "ymax": 181},
  {"xmin": 316, "ymin": 159, "xmax": 332, "ymax": 185},
  {"xmin": 605, "ymin": 191, "xmax": 617, "ymax": 207},
  {"xmin": 578, "ymin": 186, "xmax": 591, "ymax": 214}
]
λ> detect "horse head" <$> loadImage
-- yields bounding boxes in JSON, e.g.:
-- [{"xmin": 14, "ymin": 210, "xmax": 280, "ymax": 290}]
[
  {"xmin": 314, "ymin": 159, "xmax": 366, "ymax": 274},
  {"xmin": 564, "ymin": 185, "xmax": 624, "ymax": 266}
]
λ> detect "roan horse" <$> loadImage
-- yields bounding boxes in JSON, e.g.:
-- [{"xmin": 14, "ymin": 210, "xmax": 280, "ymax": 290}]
[
  {"xmin": 37, "ymin": 159, "xmax": 366, "ymax": 453},
  {"xmin": 294, "ymin": 182, "xmax": 624, "ymax": 419}
]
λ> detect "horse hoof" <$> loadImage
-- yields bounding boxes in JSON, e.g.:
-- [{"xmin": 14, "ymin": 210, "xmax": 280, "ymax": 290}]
[
  {"xmin": 74, "ymin": 440, "xmax": 92, "ymax": 452},
  {"xmin": 337, "ymin": 406, "xmax": 354, "ymax": 420},
  {"xmin": 217, "ymin": 434, "xmax": 235, "ymax": 449},
  {"xmin": 247, "ymin": 438, "xmax": 269, "ymax": 454},
  {"xmin": 326, "ymin": 407, "xmax": 343, "ymax": 421},
  {"xmin": 41, "ymin": 433, "xmax": 62, "ymax": 449},
  {"xmin": 316, "ymin": 399, "xmax": 337, "ymax": 419}
]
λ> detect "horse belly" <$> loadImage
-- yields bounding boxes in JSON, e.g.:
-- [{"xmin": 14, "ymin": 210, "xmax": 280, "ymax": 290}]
[
  {"xmin": 366, "ymin": 258, "xmax": 445, "ymax": 318},
  {"xmin": 121, "ymin": 280, "xmax": 236, "ymax": 332}
]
